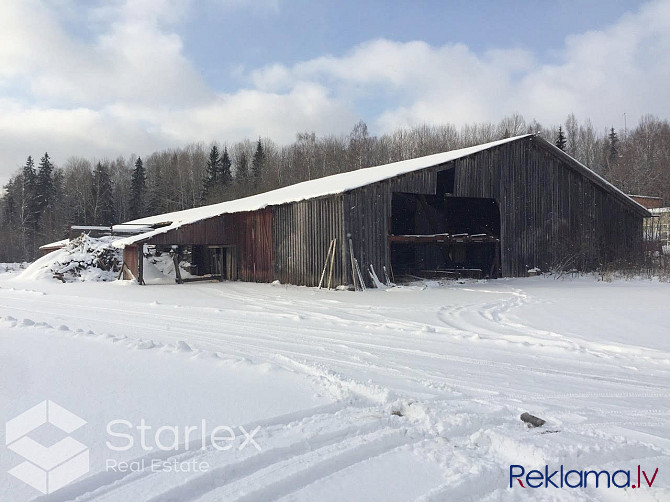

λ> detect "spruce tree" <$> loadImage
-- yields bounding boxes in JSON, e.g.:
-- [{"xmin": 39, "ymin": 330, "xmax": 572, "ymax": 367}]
[
  {"xmin": 555, "ymin": 126, "xmax": 567, "ymax": 151},
  {"xmin": 220, "ymin": 147, "xmax": 233, "ymax": 187},
  {"xmin": 608, "ymin": 127, "xmax": 619, "ymax": 162},
  {"xmin": 251, "ymin": 138, "xmax": 265, "ymax": 183},
  {"xmin": 91, "ymin": 162, "xmax": 115, "ymax": 224},
  {"xmin": 201, "ymin": 145, "xmax": 221, "ymax": 202},
  {"xmin": 21, "ymin": 156, "xmax": 38, "ymax": 228},
  {"xmin": 236, "ymin": 151, "xmax": 249, "ymax": 182},
  {"xmin": 129, "ymin": 157, "xmax": 147, "ymax": 219},
  {"xmin": 35, "ymin": 152, "xmax": 55, "ymax": 219}
]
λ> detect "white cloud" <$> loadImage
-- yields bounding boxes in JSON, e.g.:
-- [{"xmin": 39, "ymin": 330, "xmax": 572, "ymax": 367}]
[
  {"xmin": 0, "ymin": 0, "xmax": 350, "ymax": 182},
  {"xmin": 0, "ymin": 0, "xmax": 669, "ymax": 184},
  {"xmin": 250, "ymin": 0, "xmax": 670, "ymax": 132}
]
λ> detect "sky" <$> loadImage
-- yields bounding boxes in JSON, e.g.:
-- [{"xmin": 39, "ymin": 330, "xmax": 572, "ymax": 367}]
[{"xmin": 1, "ymin": 0, "xmax": 669, "ymax": 183}]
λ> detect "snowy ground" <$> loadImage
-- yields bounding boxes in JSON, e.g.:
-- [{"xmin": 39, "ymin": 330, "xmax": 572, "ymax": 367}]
[{"xmin": 0, "ymin": 268, "xmax": 668, "ymax": 501}]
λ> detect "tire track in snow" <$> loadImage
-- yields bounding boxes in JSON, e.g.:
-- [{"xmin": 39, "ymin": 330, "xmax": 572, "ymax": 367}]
[
  {"xmin": 2, "ymin": 295, "xmax": 668, "ymax": 407},
  {"xmin": 189, "ymin": 428, "xmax": 417, "ymax": 502},
  {"xmin": 5, "ymin": 304, "xmax": 667, "ymax": 411},
  {"xmin": 38, "ymin": 403, "xmax": 371, "ymax": 502}
]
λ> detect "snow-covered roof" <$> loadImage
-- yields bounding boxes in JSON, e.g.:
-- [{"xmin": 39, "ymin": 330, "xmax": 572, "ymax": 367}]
[
  {"xmin": 113, "ymin": 135, "xmax": 530, "ymax": 247},
  {"xmin": 650, "ymin": 207, "xmax": 670, "ymax": 214}
]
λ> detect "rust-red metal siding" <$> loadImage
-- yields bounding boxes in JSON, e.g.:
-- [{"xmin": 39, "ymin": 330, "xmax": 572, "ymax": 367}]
[
  {"xmin": 122, "ymin": 244, "xmax": 138, "ymax": 280},
  {"xmin": 140, "ymin": 209, "xmax": 274, "ymax": 282}
]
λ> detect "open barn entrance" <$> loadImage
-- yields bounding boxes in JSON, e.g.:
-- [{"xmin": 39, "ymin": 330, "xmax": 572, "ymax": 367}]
[
  {"xmin": 143, "ymin": 244, "xmax": 238, "ymax": 283},
  {"xmin": 389, "ymin": 191, "xmax": 501, "ymax": 280},
  {"xmin": 191, "ymin": 245, "xmax": 238, "ymax": 281}
]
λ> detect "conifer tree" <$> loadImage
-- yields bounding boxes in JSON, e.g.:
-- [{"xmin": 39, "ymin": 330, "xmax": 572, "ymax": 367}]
[
  {"xmin": 555, "ymin": 126, "xmax": 567, "ymax": 151},
  {"xmin": 201, "ymin": 145, "xmax": 221, "ymax": 202},
  {"xmin": 251, "ymin": 138, "xmax": 265, "ymax": 183},
  {"xmin": 91, "ymin": 162, "xmax": 115, "ymax": 224},
  {"xmin": 35, "ymin": 152, "xmax": 55, "ymax": 219},
  {"xmin": 236, "ymin": 151, "xmax": 249, "ymax": 182},
  {"xmin": 21, "ymin": 156, "xmax": 38, "ymax": 228},
  {"xmin": 220, "ymin": 147, "xmax": 233, "ymax": 187},
  {"xmin": 608, "ymin": 127, "xmax": 619, "ymax": 162},
  {"xmin": 129, "ymin": 157, "xmax": 146, "ymax": 219}
]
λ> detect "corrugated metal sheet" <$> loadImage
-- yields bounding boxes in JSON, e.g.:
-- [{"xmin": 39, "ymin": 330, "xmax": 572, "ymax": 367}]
[
  {"xmin": 122, "ymin": 244, "xmax": 138, "ymax": 280},
  {"xmin": 139, "ymin": 209, "xmax": 273, "ymax": 282}
]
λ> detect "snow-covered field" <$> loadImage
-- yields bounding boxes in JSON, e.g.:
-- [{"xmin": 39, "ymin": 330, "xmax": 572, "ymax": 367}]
[{"xmin": 0, "ymin": 268, "xmax": 668, "ymax": 501}]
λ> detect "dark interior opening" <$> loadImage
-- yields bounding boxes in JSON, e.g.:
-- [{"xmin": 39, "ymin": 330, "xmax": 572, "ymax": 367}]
[
  {"xmin": 191, "ymin": 245, "xmax": 238, "ymax": 280},
  {"xmin": 390, "ymin": 192, "xmax": 501, "ymax": 279},
  {"xmin": 436, "ymin": 167, "xmax": 455, "ymax": 194},
  {"xmin": 145, "ymin": 244, "xmax": 238, "ymax": 283}
]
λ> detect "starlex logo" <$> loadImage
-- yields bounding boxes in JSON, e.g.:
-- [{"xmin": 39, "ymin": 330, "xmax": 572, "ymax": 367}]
[
  {"xmin": 5, "ymin": 400, "xmax": 89, "ymax": 494},
  {"xmin": 510, "ymin": 464, "xmax": 659, "ymax": 489}
]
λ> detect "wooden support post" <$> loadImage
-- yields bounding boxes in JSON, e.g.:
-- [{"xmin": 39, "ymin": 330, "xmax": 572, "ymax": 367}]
[
  {"xmin": 219, "ymin": 247, "xmax": 225, "ymax": 282},
  {"xmin": 354, "ymin": 258, "xmax": 366, "ymax": 291},
  {"xmin": 137, "ymin": 245, "xmax": 145, "ymax": 285},
  {"xmin": 173, "ymin": 247, "xmax": 182, "ymax": 284}
]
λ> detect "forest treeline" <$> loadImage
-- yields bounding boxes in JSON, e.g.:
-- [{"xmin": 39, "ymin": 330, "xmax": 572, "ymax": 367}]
[{"xmin": 1, "ymin": 113, "xmax": 669, "ymax": 262}]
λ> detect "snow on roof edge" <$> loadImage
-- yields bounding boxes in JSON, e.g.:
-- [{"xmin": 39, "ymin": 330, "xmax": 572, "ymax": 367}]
[
  {"xmin": 39, "ymin": 239, "xmax": 69, "ymax": 250},
  {"xmin": 113, "ymin": 135, "xmax": 531, "ymax": 248}
]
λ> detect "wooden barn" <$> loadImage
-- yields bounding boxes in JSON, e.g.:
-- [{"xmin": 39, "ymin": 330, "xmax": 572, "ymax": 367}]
[{"xmin": 113, "ymin": 134, "xmax": 650, "ymax": 286}]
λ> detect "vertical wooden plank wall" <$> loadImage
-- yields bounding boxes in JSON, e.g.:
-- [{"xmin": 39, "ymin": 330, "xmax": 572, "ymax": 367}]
[
  {"xmin": 272, "ymin": 195, "xmax": 347, "ymax": 286},
  {"xmin": 453, "ymin": 137, "xmax": 644, "ymax": 275}
]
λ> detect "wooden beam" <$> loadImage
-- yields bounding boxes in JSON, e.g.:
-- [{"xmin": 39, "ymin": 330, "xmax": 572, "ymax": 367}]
[{"xmin": 388, "ymin": 233, "xmax": 499, "ymax": 244}]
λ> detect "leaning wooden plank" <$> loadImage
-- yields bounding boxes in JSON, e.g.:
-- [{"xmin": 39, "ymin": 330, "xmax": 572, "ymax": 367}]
[
  {"xmin": 383, "ymin": 266, "xmax": 392, "ymax": 286},
  {"xmin": 318, "ymin": 239, "xmax": 335, "ymax": 289},
  {"xmin": 327, "ymin": 238, "xmax": 337, "ymax": 290},
  {"xmin": 349, "ymin": 238, "xmax": 359, "ymax": 291},
  {"xmin": 354, "ymin": 258, "xmax": 366, "ymax": 291}
]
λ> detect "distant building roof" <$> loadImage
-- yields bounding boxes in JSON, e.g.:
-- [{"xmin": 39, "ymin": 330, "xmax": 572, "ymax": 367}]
[{"xmin": 628, "ymin": 195, "xmax": 664, "ymax": 209}]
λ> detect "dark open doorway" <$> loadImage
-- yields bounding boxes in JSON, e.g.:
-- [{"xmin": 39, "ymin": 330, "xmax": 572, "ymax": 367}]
[
  {"xmin": 389, "ymin": 192, "xmax": 501, "ymax": 280},
  {"xmin": 187, "ymin": 245, "xmax": 238, "ymax": 281}
]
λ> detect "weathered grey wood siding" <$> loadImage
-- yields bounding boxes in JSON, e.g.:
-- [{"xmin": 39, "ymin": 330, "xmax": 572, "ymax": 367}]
[
  {"xmin": 452, "ymin": 136, "xmax": 644, "ymax": 276},
  {"xmin": 272, "ymin": 195, "xmax": 347, "ymax": 286},
  {"xmin": 342, "ymin": 136, "xmax": 645, "ymax": 283}
]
